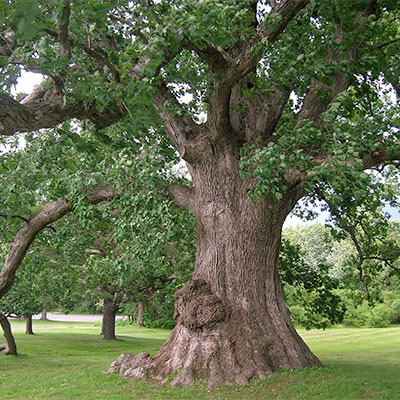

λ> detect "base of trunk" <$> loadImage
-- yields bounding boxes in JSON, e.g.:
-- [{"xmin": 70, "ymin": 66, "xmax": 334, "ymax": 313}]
[
  {"xmin": 105, "ymin": 322, "xmax": 322, "ymax": 388},
  {"xmin": 106, "ymin": 280, "xmax": 322, "ymax": 387},
  {"xmin": 0, "ymin": 313, "xmax": 18, "ymax": 356},
  {"xmin": 25, "ymin": 316, "xmax": 34, "ymax": 335}
]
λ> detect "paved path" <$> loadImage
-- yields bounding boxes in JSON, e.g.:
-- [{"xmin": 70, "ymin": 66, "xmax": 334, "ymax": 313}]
[
  {"xmin": 10, "ymin": 313, "xmax": 125, "ymax": 329},
  {"xmin": 32, "ymin": 312, "xmax": 105, "ymax": 322}
]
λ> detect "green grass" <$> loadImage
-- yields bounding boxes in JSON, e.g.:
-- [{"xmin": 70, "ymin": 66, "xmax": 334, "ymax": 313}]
[{"xmin": 1, "ymin": 322, "xmax": 400, "ymax": 400}]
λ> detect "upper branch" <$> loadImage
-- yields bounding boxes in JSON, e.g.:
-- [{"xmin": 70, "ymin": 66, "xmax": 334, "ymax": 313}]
[
  {"xmin": 153, "ymin": 83, "xmax": 203, "ymax": 158},
  {"xmin": 208, "ymin": 0, "xmax": 310, "ymax": 139},
  {"xmin": 57, "ymin": 0, "xmax": 72, "ymax": 59},
  {"xmin": 227, "ymin": 0, "xmax": 310, "ymax": 83},
  {"xmin": 0, "ymin": 82, "xmax": 122, "ymax": 136}
]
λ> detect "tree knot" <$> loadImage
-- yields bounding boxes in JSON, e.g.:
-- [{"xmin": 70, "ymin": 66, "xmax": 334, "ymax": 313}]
[{"xmin": 174, "ymin": 279, "xmax": 226, "ymax": 331}]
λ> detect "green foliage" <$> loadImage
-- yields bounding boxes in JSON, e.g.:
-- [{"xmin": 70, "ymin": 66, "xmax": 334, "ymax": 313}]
[
  {"xmin": 279, "ymin": 236, "xmax": 344, "ymax": 330},
  {"xmin": 339, "ymin": 289, "xmax": 400, "ymax": 328},
  {"xmin": 146, "ymin": 318, "xmax": 177, "ymax": 330},
  {"xmin": 0, "ymin": 105, "xmax": 196, "ymax": 318},
  {"xmin": 281, "ymin": 223, "xmax": 400, "ymax": 329}
]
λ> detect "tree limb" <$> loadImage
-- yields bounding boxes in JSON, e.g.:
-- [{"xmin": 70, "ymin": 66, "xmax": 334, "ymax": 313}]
[
  {"xmin": 153, "ymin": 83, "xmax": 202, "ymax": 158},
  {"xmin": 0, "ymin": 86, "xmax": 122, "ymax": 136},
  {"xmin": 57, "ymin": 1, "xmax": 72, "ymax": 59},
  {"xmin": 208, "ymin": 0, "xmax": 310, "ymax": 139}
]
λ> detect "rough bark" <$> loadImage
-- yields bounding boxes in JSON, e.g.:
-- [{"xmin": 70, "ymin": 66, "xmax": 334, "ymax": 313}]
[
  {"xmin": 102, "ymin": 297, "xmax": 119, "ymax": 341},
  {"xmin": 0, "ymin": 312, "xmax": 18, "ymax": 355},
  {"xmin": 137, "ymin": 302, "xmax": 144, "ymax": 328},
  {"xmin": 106, "ymin": 144, "xmax": 321, "ymax": 387},
  {"xmin": 25, "ymin": 315, "xmax": 34, "ymax": 335}
]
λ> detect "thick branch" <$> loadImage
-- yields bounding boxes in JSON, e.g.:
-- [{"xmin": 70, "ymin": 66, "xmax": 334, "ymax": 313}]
[
  {"xmin": 153, "ymin": 84, "xmax": 202, "ymax": 157},
  {"xmin": 0, "ymin": 87, "xmax": 122, "ymax": 136},
  {"xmin": 230, "ymin": 0, "xmax": 310, "ymax": 80},
  {"xmin": 361, "ymin": 149, "xmax": 396, "ymax": 170},
  {"xmin": 0, "ymin": 184, "xmax": 114, "ymax": 299},
  {"xmin": 208, "ymin": 0, "xmax": 310, "ymax": 138}
]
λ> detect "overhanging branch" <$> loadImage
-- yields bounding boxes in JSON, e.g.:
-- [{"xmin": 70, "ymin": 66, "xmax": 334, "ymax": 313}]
[
  {"xmin": 0, "ymin": 184, "xmax": 115, "ymax": 299},
  {"xmin": 0, "ymin": 88, "xmax": 122, "ymax": 136}
]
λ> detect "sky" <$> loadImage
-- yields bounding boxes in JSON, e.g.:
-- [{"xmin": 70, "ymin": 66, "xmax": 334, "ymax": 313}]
[{"xmin": 15, "ymin": 70, "xmax": 43, "ymax": 94}]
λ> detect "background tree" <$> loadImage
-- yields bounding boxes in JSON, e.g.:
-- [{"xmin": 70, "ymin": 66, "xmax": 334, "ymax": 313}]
[
  {"xmin": 278, "ymin": 235, "xmax": 344, "ymax": 330},
  {"xmin": 1, "ymin": 0, "xmax": 400, "ymax": 387}
]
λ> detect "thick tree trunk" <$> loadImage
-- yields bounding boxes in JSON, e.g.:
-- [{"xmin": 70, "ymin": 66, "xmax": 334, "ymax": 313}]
[
  {"xmin": 40, "ymin": 308, "xmax": 48, "ymax": 321},
  {"xmin": 106, "ymin": 147, "xmax": 321, "ymax": 387},
  {"xmin": 137, "ymin": 302, "xmax": 144, "ymax": 328},
  {"xmin": 0, "ymin": 312, "xmax": 18, "ymax": 355},
  {"xmin": 102, "ymin": 297, "xmax": 119, "ymax": 341},
  {"xmin": 25, "ymin": 315, "xmax": 34, "ymax": 335}
]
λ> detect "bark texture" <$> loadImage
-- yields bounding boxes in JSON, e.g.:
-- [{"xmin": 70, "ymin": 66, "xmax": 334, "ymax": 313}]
[
  {"xmin": 106, "ymin": 146, "xmax": 321, "ymax": 387},
  {"xmin": 0, "ymin": 84, "xmax": 122, "ymax": 136},
  {"xmin": 0, "ymin": 313, "xmax": 18, "ymax": 355}
]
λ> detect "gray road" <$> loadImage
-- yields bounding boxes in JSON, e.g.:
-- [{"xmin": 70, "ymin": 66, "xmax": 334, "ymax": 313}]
[
  {"xmin": 32, "ymin": 312, "xmax": 105, "ymax": 322},
  {"xmin": 10, "ymin": 313, "xmax": 125, "ymax": 329}
]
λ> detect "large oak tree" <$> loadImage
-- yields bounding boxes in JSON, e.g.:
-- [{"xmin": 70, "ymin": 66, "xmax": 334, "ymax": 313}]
[{"xmin": 1, "ymin": 0, "xmax": 400, "ymax": 387}]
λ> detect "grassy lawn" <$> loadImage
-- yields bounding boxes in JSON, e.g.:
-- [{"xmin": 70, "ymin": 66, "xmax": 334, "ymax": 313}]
[{"xmin": 1, "ymin": 321, "xmax": 399, "ymax": 400}]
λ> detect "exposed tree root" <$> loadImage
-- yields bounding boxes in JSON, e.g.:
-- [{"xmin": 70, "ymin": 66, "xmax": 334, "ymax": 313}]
[{"xmin": 105, "ymin": 280, "xmax": 322, "ymax": 388}]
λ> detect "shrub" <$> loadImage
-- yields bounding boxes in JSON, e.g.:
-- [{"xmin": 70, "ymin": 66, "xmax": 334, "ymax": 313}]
[
  {"xmin": 146, "ymin": 318, "xmax": 176, "ymax": 330},
  {"xmin": 343, "ymin": 301, "xmax": 370, "ymax": 327},
  {"xmin": 390, "ymin": 299, "xmax": 400, "ymax": 324},
  {"xmin": 367, "ymin": 303, "xmax": 393, "ymax": 328}
]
